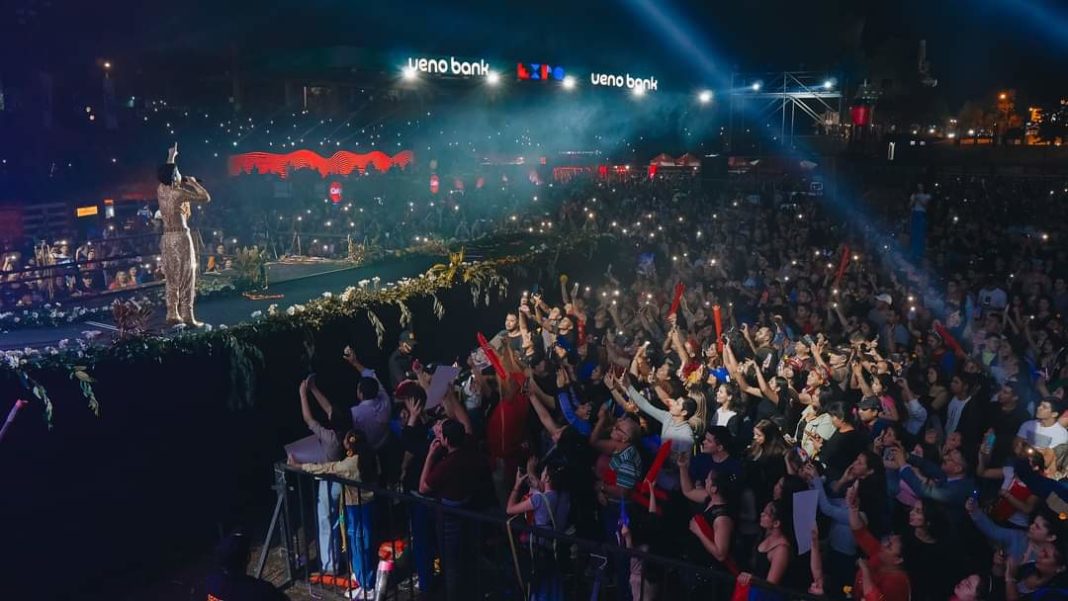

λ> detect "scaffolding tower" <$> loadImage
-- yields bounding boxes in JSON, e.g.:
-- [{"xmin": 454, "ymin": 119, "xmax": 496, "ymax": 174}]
[{"xmin": 727, "ymin": 71, "xmax": 843, "ymax": 151}]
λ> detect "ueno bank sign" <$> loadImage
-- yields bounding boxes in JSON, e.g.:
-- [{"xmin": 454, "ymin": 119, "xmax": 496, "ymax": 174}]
[
  {"xmin": 406, "ymin": 56, "xmax": 491, "ymax": 77},
  {"xmin": 589, "ymin": 72, "xmax": 658, "ymax": 92}
]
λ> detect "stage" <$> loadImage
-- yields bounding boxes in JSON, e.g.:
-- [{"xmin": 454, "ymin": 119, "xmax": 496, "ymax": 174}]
[{"xmin": 0, "ymin": 255, "xmax": 443, "ymax": 351}]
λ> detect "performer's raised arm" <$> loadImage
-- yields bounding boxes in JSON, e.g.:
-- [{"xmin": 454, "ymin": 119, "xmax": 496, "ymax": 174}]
[{"xmin": 181, "ymin": 177, "xmax": 211, "ymax": 203}]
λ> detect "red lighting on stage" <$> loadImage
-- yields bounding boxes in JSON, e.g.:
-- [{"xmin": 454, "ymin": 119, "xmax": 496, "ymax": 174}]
[
  {"xmin": 430, "ymin": 174, "xmax": 440, "ymax": 194},
  {"xmin": 228, "ymin": 149, "xmax": 414, "ymax": 179}
]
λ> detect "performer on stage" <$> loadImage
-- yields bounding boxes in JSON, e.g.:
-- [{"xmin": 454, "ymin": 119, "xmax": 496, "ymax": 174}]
[{"xmin": 157, "ymin": 143, "xmax": 211, "ymax": 326}]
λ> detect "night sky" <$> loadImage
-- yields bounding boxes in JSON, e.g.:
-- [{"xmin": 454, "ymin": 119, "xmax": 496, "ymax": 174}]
[{"xmin": 3, "ymin": 0, "xmax": 1067, "ymax": 106}]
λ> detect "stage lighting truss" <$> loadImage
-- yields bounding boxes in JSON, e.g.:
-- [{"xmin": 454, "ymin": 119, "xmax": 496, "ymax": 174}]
[{"xmin": 726, "ymin": 71, "xmax": 843, "ymax": 150}]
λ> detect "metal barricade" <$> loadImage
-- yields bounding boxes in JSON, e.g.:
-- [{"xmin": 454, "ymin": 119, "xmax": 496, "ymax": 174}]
[{"xmin": 266, "ymin": 463, "xmax": 826, "ymax": 601}]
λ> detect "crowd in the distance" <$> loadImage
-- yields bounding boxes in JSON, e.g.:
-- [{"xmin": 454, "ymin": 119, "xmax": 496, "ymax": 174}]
[{"xmin": 273, "ymin": 170, "xmax": 1068, "ymax": 601}]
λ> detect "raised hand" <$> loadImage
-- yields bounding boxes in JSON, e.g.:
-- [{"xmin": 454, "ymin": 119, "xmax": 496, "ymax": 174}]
[
  {"xmin": 428, "ymin": 438, "xmax": 443, "ymax": 456},
  {"xmin": 597, "ymin": 403, "xmax": 610, "ymax": 422},
  {"xmin": 404, "ymin": 397, "xmax": 424, "ymax": 424},
  {"xmin": 342, "ymin": 345, "xmax": 359, "ymax": 367},
  {"xmin": 688, "ymin": 516, "xmax": 703, "ymax": 536},
  {"xmin": 845, "ymin": 480, "xmax": 859, "ymax": 509}
]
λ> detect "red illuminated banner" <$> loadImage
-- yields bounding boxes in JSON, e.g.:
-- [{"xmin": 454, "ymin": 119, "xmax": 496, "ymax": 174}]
[
  {"xmin": 850, "ymin": 105, "xmax": 872, "ymax": 126},
  {"xmin": 228, "ymin": 149, "xmax": 414, "ymax": 179}
]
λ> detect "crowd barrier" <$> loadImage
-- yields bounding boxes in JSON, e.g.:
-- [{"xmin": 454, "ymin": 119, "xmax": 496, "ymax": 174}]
[{"xmin": 268, "ymin": 463, "xmax": 825, "ymax": 601}]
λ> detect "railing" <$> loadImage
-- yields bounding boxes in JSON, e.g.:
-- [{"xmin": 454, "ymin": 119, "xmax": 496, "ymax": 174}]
[
  {"xmin": 0, "ymin": 230, "xmax": 238, "ymax": 307},
  {"xmin": 267, "ymin": 463, "xmax": 825, "ymax": 601}
]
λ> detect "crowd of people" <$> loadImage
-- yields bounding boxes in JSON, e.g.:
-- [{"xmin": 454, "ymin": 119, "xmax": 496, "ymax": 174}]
[
  {"xmin": 0, "ymin": 226, "xmax": 163, "ymax": 310},
  {"xmin": 274, "ymin": 169, "xmax": 1068, "ymax": 601}
]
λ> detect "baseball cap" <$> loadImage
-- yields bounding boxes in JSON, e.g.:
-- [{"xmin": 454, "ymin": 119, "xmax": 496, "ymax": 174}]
[
  {"xmin": 858, "ymin": 396, "xmax": 882, "ymax": 411},
  {"xmin": 399, "ymin": 330, "xmax": 417, "ymax": 347},
  {"xmin": 874, "ymin": 293, "xmax": 893, "ymax": 306}
]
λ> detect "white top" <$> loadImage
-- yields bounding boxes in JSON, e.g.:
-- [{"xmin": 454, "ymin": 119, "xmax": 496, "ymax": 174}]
[
  {"xmin": 946, "ymin": 396, "xmax": 971, "ymax": 435},
  {"xmin": 1000, "ymin": 466, "xmax": 1031, "ymax": 528},
  {"xmin": 1016, "ymin": 420, "xmax": 1068, "ymax": 449},
  {"xmin": 715, "ymin": 407, "xmax": 737, "ymax": 427},
  {"xmin": 799, "ymin": 406, "xmax": 836, "ymax": 457}
]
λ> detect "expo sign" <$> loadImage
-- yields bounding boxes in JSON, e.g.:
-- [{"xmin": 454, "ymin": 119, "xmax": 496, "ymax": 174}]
[
  {"xmin": 406, "ymin": 56, "xmax": 491, "ymax": 77},
  {"xmin": 589, "ymin": 72, "xmax": 658, "ymax": 93},
  {"xmin": 516, "ymin": 62, "xmax": 566, "ymax": 82}
]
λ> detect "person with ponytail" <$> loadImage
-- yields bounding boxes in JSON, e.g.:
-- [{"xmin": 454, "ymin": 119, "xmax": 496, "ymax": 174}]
[
  {"xmin": 679, "ymin": 456, "xmax": 736, "ymax": 597},
  {"xmin": 291, "ymin": 429, "xmax": 377, "ymax": 598},
  {"xmin": 507, "ymin": 464, "xmax": 570, "ymax": 601}
]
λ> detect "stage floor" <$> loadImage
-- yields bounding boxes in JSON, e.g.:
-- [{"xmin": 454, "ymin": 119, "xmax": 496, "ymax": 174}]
[{"xmin": 1, "ymin": 255, "xmax": 441, "ymax": 350}]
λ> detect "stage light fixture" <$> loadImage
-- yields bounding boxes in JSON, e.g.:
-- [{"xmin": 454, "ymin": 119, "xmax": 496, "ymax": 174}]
[
  {"xmin": 823, "ymin": 80, "xmax": 833, "ymax": 89},
  {"xmin": 402, "ymin": 66, "xmax": 418, "ymax": 81},
  {"xmin": 562, "ymin": 75, "xmax": 576, "ymax": 90},
  {"xmin": 698, "ymin": 90, "xmax": 713, "ymax": 104},
  {"xmin": 632, "ymin": 86, "xmax": 646, "ymax": 97},
  {"xmin": 751, "ymin": 81, "xmax": 762, "ymax": 91},
  {"xmin": 486, "ymin": 70, "xmax": 500, "ymax": 85}
]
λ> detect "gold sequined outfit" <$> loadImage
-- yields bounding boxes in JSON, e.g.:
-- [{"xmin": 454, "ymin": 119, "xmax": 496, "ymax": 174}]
[{"xmin": 157, "ymin": 180, "xmax": 210, "ymax": 323}]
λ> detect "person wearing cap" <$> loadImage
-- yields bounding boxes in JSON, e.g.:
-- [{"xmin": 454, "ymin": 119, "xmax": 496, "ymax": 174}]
[
  {"xmin": 869, "ymin": 293, "xmax": 894, "ymax": 330},
  {"xmin": 857, "ymin": 396, "xmax": 890, "ymax": 440},
  {"xmin": 388, "ymin": 330, "xmax": 418, "ymax": 390}
]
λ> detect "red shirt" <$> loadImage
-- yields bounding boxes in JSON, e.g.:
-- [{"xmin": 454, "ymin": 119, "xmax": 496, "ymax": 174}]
[
  {"xmin": 425, "ymin": 443, "xmax": 486, "ymax": 502},
  {"xmin": 852, "ymin": 526, "xmax": 911, "ymax": 601},
  {"xmin": 486, "ymin": 379, "xmax": 529, "ymax": 460}
]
